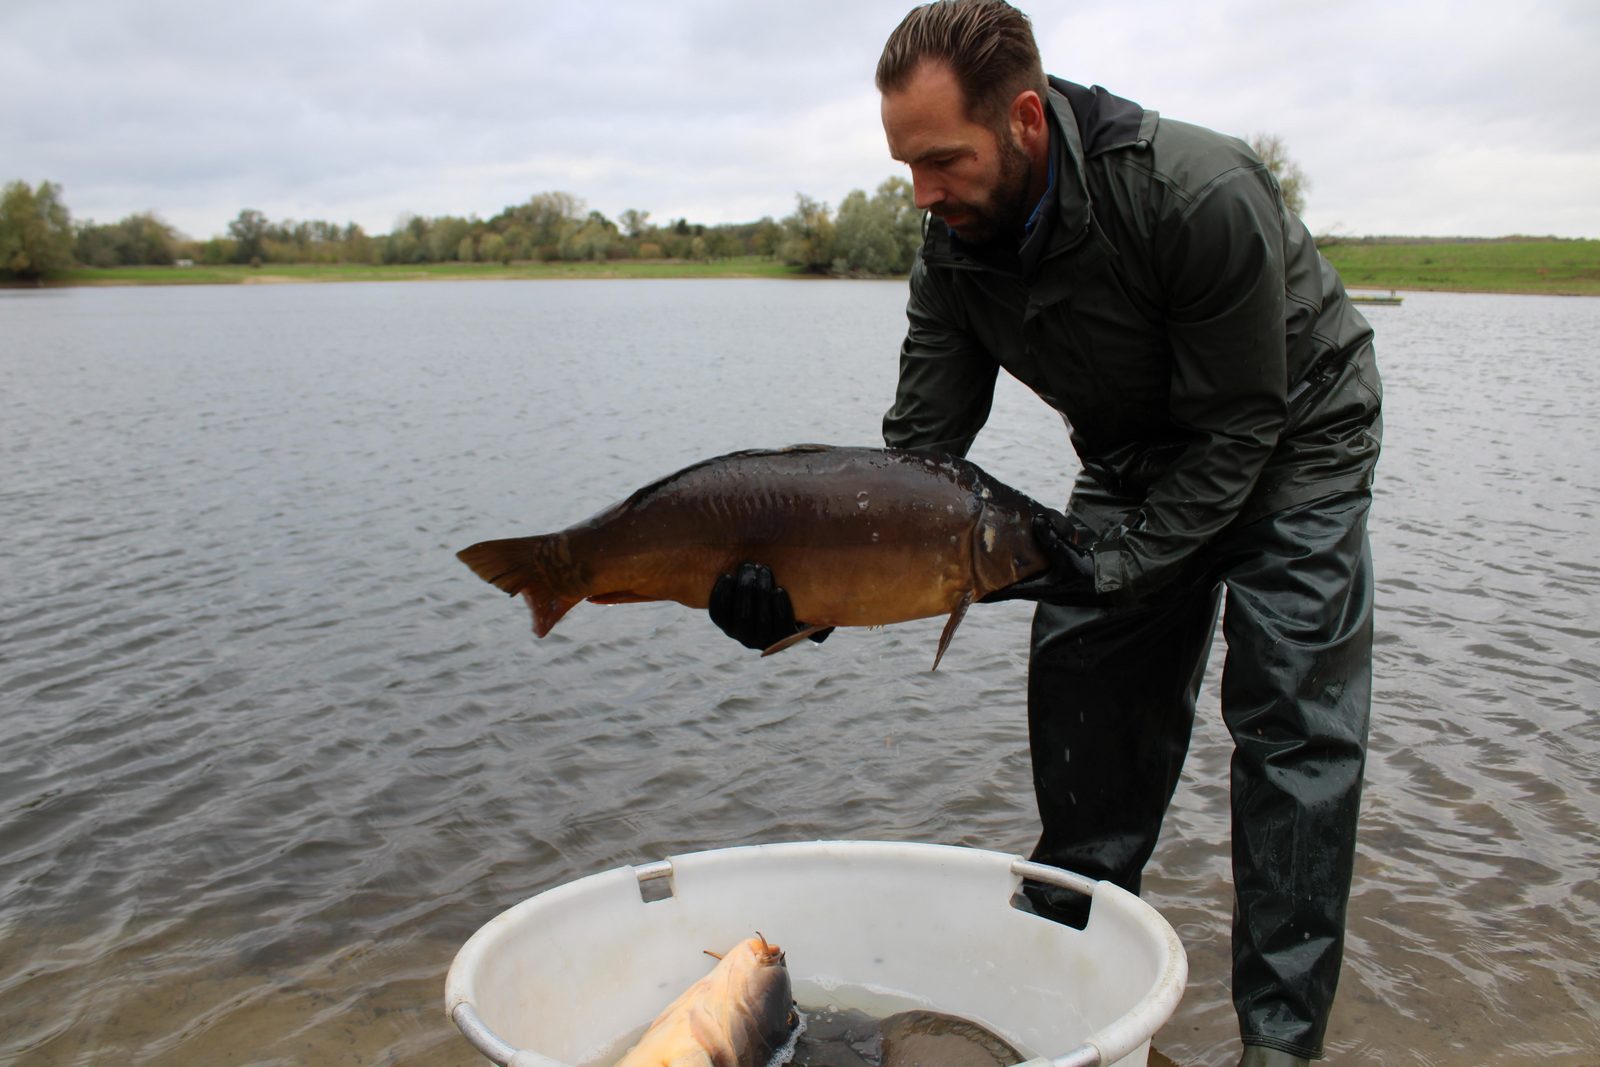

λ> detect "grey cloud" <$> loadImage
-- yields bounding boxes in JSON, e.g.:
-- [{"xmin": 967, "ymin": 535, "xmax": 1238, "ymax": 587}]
[{"xmin": 4, "ymin": 0, "xmax": 1596, "ymax": 238}]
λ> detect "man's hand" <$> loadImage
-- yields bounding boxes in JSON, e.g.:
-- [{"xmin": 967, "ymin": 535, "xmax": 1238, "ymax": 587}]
[
  {"xmin": 708, "ymin": 562, "xmax": 833, "ymax": 650},
  {"xmin": 983, "ymin": 511, "xmax": 1100, "ymax": 605}
]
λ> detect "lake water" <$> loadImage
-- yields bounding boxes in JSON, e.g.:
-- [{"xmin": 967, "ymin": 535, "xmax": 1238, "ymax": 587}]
[{"xmin": 1, "ymin": 280, "xmax": 1596, "ymax": 1066}]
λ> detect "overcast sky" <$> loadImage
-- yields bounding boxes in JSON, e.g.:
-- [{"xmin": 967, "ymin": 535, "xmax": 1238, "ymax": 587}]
[{"xmin": 6, "ymin": 0, "xmax": 1598, "ymax": 241}]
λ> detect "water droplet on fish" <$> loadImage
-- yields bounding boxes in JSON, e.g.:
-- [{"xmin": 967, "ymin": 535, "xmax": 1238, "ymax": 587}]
[
  {"xmin": 857, "ymin": 490, "xmax": 870, "ymax": 510},
  {"xmin": 871, "ymin": 531, "xmax": 880, "ymax": 542}
]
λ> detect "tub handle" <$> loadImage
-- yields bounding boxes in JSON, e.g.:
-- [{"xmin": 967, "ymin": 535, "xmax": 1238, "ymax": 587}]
[
  {"xmin": 1010, "ymin": 858, "xmax": 1097, "ymax": 897},
  {"xmin": 1010, "ymin": 861, "xmax": 1102, "ymax": 1066}
]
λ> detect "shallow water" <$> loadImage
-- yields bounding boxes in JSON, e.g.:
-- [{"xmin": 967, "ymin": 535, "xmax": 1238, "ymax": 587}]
[{"xmin": 1, "ymin": 281, "xmax": 1596, "ymax": 1065}]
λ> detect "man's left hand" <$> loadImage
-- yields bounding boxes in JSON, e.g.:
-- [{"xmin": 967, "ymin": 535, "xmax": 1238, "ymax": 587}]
[{"xmin": 983, "ymin": 510, "xmax": 1100, "ymax": 605}]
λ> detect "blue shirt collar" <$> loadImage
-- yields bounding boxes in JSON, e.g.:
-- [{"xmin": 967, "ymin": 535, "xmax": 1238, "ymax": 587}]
[{"xmin": 1023, "ymin": 133, "xmax": 1057, "ymax": 238}]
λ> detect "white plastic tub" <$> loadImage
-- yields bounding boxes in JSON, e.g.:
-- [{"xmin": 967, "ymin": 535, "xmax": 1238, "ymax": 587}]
[{"xmin": 446, "ymin": 841, "xmax": 1185, "ymax": 1067}]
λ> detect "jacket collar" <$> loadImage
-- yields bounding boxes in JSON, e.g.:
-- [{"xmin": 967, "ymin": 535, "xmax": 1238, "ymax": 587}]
[{"xmin": 919, "ymin": 79, "xmax": 1154, "ymax": 274}]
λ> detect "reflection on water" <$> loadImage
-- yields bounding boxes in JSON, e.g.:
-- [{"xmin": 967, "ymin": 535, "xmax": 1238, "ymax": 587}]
[{"xmin": 1, "ymin": 282, "xmax": 1597, "ymax": 1066}]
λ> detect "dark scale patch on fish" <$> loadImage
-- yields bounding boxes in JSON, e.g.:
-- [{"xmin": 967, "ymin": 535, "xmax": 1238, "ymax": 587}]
[{"xmin": 789, "ymin": 1007, "xmax": 1024, "ymax": 1067}]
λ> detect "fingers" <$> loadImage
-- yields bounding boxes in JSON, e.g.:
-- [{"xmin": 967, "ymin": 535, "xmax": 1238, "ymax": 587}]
[
  {"xmin": 711, "ymin": 562, "xmax": 798, "ymax": 650},
  {"xmin": 1033, "ymin": 512, "xmax": 1089, "ymax": 561},
  {"xmin": 740, "ymin": 562, "xmax": 791, "ymax": 644},
  {"xmin": 710, "ymin": 570, "xmax": 736, "ymax": 619}
]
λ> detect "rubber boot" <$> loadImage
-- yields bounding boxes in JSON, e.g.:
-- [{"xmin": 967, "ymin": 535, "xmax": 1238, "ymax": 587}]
[{"xmin": 1238, "ymin": 1046, "xmax": 1311, "ymax": 1067}]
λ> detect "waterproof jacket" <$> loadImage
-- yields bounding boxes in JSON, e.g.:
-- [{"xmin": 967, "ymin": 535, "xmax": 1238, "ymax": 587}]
[{"xmin": 883, "ymin": 78, "xmax": 1382, "ymax": 602}]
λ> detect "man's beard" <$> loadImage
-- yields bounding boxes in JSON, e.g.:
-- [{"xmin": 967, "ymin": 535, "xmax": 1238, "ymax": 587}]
[{"xmin": 936, "ymin": 131, "xmax": 1034, "ymax": 246}]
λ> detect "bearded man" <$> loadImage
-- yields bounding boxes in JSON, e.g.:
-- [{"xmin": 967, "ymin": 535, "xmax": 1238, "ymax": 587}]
[{"xmin": 712, "ymin": 3, "xmax": 1381, "ymax": 1064}]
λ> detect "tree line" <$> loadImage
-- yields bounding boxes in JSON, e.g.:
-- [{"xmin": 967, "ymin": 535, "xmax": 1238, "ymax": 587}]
[
  {"xmin": 2, "ymin": 134, "xmax": 1314, "ymax": 283},
  {"xmin": 2, "ymin": 136, "xmax": 1317, "ymax": 282},
  {"xmin": 0, "ymin": 177, "xmax": 926, "ymax": 282}
]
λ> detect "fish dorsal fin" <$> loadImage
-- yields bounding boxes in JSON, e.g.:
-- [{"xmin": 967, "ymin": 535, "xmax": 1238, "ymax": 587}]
[{"xmin": 932, "ymin": 592, "xmax": 974, "ymax": 672}]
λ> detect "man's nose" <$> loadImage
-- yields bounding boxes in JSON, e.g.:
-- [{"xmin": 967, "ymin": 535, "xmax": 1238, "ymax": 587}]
[{"xmin": 909, "ymin": 167, "xmax": 944, "ymax": 210}]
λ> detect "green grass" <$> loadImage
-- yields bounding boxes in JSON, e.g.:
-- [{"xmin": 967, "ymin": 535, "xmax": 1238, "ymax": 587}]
[
  {"xmin": 35, "ymin": 241, "xmax": 1600, "ymax": 296},
  {"xmin": 50, "ymin": 256, "xmax": 809, "ymax": 287},
  {"xmin": 1318, "ymin": 238, "xmax": 1600, "ymax": 296}
]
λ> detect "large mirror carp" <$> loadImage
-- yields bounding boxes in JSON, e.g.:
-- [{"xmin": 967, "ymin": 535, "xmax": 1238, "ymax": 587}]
[
  {"xmin": 613, "ymin": 934, "xmax": 796, "ymax": 1067},
  {"xmin": 457, "ymin": 445, "xmax": 1048, "ymax": 669}
]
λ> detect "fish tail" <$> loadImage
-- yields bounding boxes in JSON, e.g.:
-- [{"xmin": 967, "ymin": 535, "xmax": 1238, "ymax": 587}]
[{"xmin": 456, "ymin": 536, "xmax": 581, "ymax": 637}]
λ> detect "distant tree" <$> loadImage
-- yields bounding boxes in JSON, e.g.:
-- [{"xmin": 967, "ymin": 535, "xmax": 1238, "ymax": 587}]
[
  {"xmin": 877, "ymin": 177, "xmax": 923, "ymax": 262},
  {"xmin": 487, "ymin": 192, "xmax": 586, "ymax": 261},
  {"xmin": 0, "ymin": 180, "xmax": 75, "ymax": 279},
  {"xmin": 705, "ymin": 230, "xmax": 742, "ymax": 259},
  {"xmin": 833, "ymin": 190, "xmax": 896, "ymax": 273},
  {"xmin": 427, "ymin": 215, "xmax": 473, "ymax": 262},
  {"xmin": 339, "ymin": 222, "xmax": 374, "ymax": 264},
  {"xmin": 518, "ymin": 192, "xmax": 584, "ymax": 247},
  {"xmin": 812, "ymin": 178, "xmax": 928, "ymax": 275},
  {"xmin": 227, "ymin": 208, "xmax": 268, "ymax": 263},
  {"xmin": 1249, "ymin": 133, "xmax": 1310, "ymax": 218},
  {"xmin": 749, "ymin": 216, "xmax": 782, "ymax": 257},
  {"xmin": 261, "ymin": 236, "xmax": 300, "ymax": 264},
  {"xmin": 75, "ymin": 220, "xmax": 121, "ymax": 267},
  {"xmin": 385, "ymin": 218, "xmax": 424, "ymax": 264},
  {"xmin": 118, "ymin": 212, "xmax": 179, "ymax": 264},
  {"xmin": 618, "ymin": 208, "xmax": 650, "ymax": 239},
  {"xmin": 778, "ymin": 194, "xmax": 835, "ymax": 272},
  {"xmin": 560, "ymin": 210, "xmax": 619, "ymax": 261},
  {"xmin": 198, "ymin": 236, "xmax": 239, "ymax": 264},
  {"xmin": 831, "ymin": 177, "xmax": 922, "ymax": 274},
  {"xmin": 478, "ymin": 231, "xmax": 509, "ymax": 264}
]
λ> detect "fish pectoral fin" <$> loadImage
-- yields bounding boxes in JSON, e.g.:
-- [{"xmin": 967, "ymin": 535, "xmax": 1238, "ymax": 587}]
[
  {"xmin": 931, "ymin": 592, "xmax": 974, "ymax": 672},
  {"xmin": 587, "ymin": 591, "xmax": 654, "ymax": 605},
  {"xmin": 760, "ymin": 625, "xmax": 830, "ymax": 658}
]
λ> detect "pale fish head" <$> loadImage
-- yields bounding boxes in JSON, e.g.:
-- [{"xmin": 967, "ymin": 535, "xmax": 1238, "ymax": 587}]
[{"xmin": 970, "ymin": 503, "xmax": 1049, "ymax": 594}]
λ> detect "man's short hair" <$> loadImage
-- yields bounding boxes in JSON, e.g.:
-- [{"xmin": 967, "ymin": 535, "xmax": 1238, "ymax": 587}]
[{"xmin": 876, "ymin": 0, "xmax": 1048, "ymax": 130}]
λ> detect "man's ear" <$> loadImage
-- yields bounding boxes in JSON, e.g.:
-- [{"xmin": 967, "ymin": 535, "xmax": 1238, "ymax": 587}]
[{"xmin": 1010, "ymin": 89, "xmax": 1047, "ymax": 150}]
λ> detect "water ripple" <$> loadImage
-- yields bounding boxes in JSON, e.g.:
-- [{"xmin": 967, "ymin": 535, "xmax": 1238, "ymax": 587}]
[{"xmin": 1, "ymin": 285, "xmax": 1597, "ymax": 1065}]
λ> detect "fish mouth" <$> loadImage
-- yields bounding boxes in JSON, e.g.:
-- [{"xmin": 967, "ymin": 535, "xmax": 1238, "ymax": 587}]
[{"xmin": 752, "ymin": 931, "xmax": 785, "ymax": 965}]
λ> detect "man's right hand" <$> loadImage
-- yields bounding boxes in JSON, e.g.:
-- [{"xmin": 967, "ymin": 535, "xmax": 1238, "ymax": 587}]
[
  {"xmin": 982, "ymin": 510, "xmax": 1101, "ymax": 605},
  {"xmin": 708, "ymin": 562, "xmax": 832, "ymax": 651}
]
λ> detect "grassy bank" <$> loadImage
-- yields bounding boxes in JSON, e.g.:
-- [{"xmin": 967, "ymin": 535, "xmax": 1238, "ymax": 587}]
[
  {"xmin": 49, "ymin": 256, "xmax": 807, "ymax": 287},
  {"xmin": 31, "ymin": 239, "xmax": 1600, "ymax": 295},
  {"xmin": 1318, "ymin": 238, "xmax": 1600, "ymax": 296}
]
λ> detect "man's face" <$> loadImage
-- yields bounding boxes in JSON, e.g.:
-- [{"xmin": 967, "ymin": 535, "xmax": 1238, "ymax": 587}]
[{"xmin": 881, "ymin": 60, "xmax": 1034, "ymax": 245}]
